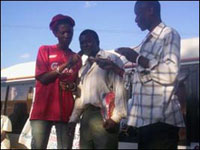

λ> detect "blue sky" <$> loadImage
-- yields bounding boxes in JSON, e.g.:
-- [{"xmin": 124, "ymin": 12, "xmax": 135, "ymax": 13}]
[{"xmin": 1, "ymin": 1, "xmax": 199, "ymax": 69}]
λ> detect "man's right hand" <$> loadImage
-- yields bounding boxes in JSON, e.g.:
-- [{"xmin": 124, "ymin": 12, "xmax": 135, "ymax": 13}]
[
  {"xmin": 115, "ymin": 47, "xmax": 139, "ymax": 63},
  {"xmin": 96, "ymin": 58, "xmax": 115, "ymax": 70},
  {"xmin": 66, "ymin": 54, "xmax": 80, "ymax": 69},
  {"xmin": 67, "ymin": 122, "xmax": 76, "ymax": 137},
  {"xmin": 59, "ymin": 54, "xmax": 80, "ymax": 75}
]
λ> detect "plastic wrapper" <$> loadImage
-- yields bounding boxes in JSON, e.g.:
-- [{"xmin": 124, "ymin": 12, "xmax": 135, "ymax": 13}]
[{"xmin": 101, "ymin": 92, "xmax": 115, "ymax": 121}]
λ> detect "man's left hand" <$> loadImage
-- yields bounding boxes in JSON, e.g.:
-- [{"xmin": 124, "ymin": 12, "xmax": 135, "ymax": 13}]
[{"xmin": 103, "ymin": 118, "xmax": 119, "ymax": 133}]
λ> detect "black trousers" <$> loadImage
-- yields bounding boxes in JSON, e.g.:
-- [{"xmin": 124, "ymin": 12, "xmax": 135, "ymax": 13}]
[{"xmin": 138, "ymin": 122, "xmax": 179, "ymax": 149}]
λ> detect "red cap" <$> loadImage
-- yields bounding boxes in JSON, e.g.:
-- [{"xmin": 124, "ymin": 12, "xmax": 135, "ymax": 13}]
[{"xmin": 49, "ymin": 14, "xmax": 75, "ymax": 31}]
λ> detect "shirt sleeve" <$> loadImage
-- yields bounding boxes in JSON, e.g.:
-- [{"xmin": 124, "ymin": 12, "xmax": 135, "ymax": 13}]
[
  {"xmin": 35, "ymin": 46, "xmax": 49, "ymax": 78},
  {"xmin": 67, "ymin": 56, "xmax": 83, "ymax": 122},
  {"xmin": 69, "ymin": 96, "xmax": 84, "ymax": 123},
  {"xmin": 2, "ymin": 116, "xmax": 12, "ymax": 132},
  {"xmin": 108, "ymin": 57, "xmax": 127, "ymax": 123},
  {"xmin": 140, "ymin": 29, "xmax": 181, "ymax": 85}
]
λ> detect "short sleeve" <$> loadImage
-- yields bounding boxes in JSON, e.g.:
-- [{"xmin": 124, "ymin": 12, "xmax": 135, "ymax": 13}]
[
  {"xmin": 35, "ymin": 46, "xmax": 49, "ymax": 78},
  {"xmin": 2, "ymin": 116, "xmax": 12, "ymax": 132}
]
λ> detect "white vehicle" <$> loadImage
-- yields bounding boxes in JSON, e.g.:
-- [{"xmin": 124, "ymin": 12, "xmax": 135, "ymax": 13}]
[{"xmin": 1, "ymin": 37, "xmax": 199, "ymax": 149}]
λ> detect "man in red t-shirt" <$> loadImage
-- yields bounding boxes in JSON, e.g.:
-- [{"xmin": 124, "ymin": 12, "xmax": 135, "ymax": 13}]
[{"xmin": 30, "ymin": 14, "xmax": 82, "ymax": 149}]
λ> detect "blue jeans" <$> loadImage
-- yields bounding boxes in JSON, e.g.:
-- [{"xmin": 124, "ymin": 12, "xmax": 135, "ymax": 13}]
[{"xmin": 30, "ymin": 120, "xmax": 73, "ymax": 149}]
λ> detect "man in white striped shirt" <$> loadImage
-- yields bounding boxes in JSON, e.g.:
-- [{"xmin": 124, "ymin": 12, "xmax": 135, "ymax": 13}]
[
  {"xmin": 115, "ymin": 1, "xmax": 185, "ymax": 149},
  {"xmin": 67, "ymin": 29, "xmax": 127, "ymax": 149}
]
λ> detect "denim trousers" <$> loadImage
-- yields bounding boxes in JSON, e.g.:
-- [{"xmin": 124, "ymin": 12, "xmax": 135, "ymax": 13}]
[
  {"xmin": 80, "ymin": 105, "xmax": 119, "ymax": 149},
  {"xmin": 30, "ymin": 120, "xmax": 73, "ymax": 149}
]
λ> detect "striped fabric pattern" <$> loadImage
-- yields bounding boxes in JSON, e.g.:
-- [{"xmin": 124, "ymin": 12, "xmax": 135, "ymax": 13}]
[{"xmin": 127, "ymin": 22, "xmax": 185, "ymax": 128}]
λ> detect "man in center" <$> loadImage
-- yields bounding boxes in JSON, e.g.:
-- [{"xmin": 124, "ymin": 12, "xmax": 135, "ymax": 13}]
[{"xmin": 68, "ymin": 29, "xmax": 127, "ymax": 149}]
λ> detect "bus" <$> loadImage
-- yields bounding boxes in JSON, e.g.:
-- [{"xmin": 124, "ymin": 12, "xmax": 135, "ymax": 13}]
[{"xmin": 1, "ymin": 37, "xmax": 199, "ymax": 149}]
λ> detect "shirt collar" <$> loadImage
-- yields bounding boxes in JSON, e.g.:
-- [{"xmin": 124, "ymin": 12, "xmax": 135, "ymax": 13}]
[
  {"xmin": 84, "ymin": 49, "xmax": 104, "ymax": 65},
  {"xmin": 149, "ymin": 22, "xmax": 166, "ymax": 38},
  {"xmin": 95, "ymin": 49, "xmax": 104, "ymax": 58}
]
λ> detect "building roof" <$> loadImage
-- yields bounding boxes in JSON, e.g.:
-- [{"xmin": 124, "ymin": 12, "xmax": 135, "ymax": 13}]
[{"xmin": 181, "ymin": 37, "xmax": 199, "ymax": 59}]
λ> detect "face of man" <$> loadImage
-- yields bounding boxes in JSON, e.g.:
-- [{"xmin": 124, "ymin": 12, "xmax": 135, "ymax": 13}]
[
  {"xmin": 79, "ymin": 34, "xmax": 99, "ymax": 57},
  {"xmin": 55, "ymin": 23, "xmax": 73, "ymax": 48},
  {"xmin": 134, "ymin": 2, "xmax": 152, "ymax": 31}
]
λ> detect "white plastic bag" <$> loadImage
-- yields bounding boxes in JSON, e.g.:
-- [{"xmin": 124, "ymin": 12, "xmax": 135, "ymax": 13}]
[{"xmin": 18, "ymin": 118, "xmax": 32, "ymax": 149}]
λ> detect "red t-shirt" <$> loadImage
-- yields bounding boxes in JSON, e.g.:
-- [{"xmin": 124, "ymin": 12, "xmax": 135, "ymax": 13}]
[{"xmin": 30, "ymin": 45, "xmax": 82, "ymax": 122}]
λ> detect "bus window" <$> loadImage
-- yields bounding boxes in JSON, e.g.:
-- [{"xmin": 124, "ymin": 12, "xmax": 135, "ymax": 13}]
[
  {"xmin": 1, "ymin": 86, "xmax": 8, "ymax": 114},
  {"xmin": 9, "ymin": 103, "xmax": 29, "ymax": 134},
  {"xmin": 8, "ymin": 84, "xmax": 31, "ymax": 101},
  {"xmin": 27, "ymin": 87, "xmax": 34, "ymax": 113},
  {"xmin": 5, "ymin": 82, "xmax": 34, "ymax": 116},
  {"xmin": 1, "ymin": 86, "xmax": 7, "ymax": 101}
]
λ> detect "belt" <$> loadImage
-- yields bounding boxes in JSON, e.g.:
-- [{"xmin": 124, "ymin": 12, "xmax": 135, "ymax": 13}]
[
  {"xmin": 85, "ymin": 104, "xmax": 101, "ymax": 111},
  {"xmin": 59, "ymin": 81, "xmax": 77, "ymax": 92}
]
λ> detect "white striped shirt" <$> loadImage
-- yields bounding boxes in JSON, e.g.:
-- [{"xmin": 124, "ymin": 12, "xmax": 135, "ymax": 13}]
[
  {"xmin": 127, "ymin": 22, "xmax": 185, "ymax": 127},
  {"xmin": 69, "ymin": 50, "xmax": 127, "ymax": 123}
]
